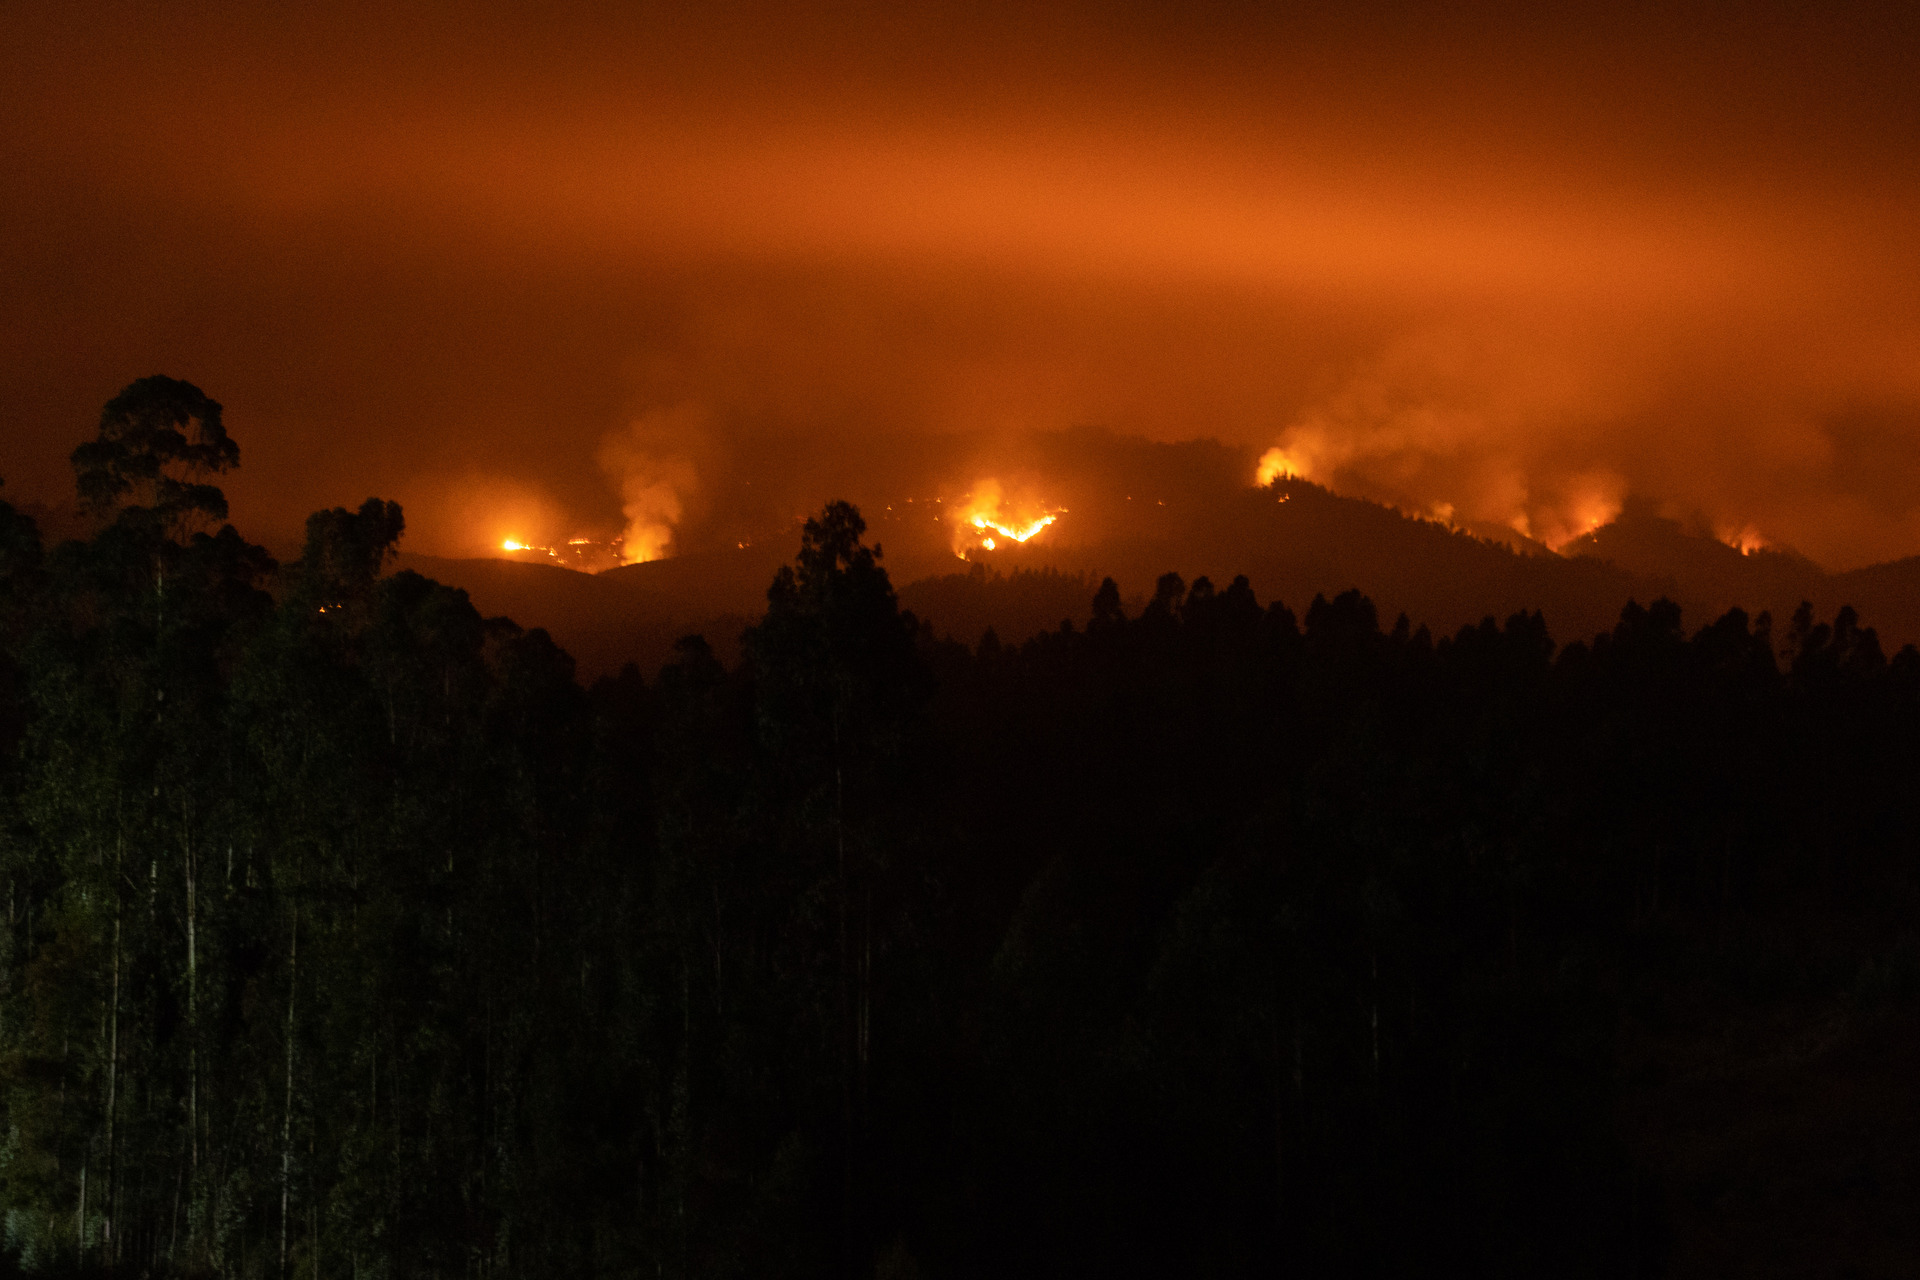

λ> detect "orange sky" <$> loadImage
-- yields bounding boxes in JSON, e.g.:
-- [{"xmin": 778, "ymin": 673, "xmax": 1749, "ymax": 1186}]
[{"xmin": 4, "ymin": 1, "xmax": 1919, "ymax": 566}]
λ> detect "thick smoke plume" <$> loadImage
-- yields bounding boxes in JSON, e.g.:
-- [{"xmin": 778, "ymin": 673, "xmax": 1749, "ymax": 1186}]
[{"xmin": 598, "ymin": 405, "xmax": 703, "ymax": 564}]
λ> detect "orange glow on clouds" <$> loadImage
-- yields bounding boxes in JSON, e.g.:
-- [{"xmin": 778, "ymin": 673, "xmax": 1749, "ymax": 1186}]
[{"xmin": 6, "ymin": 7, "xmax": 1920, "ymax": 569}]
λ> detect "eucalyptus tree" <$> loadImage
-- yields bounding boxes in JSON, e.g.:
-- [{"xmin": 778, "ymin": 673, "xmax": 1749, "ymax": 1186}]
[
  {"xmin": 741, "ymin": 501, "xmax": 929, "ymax": 1278},
  {"xmin": 0, "ymin": 380, "xmax": 272, "ymax": 1273},
  {"xmin": 70, "ymin": 378, "xmax": 237, "ymax": 532}
]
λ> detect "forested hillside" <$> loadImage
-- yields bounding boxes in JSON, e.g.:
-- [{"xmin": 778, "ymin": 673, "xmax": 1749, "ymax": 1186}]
[
  {"xmin": 383, "ymin": 441, "xmax": 1920, "ymax": 684},
  {"xmin": 1, "ymin": 382, "xmax": 1917, "ymax": 1277}
]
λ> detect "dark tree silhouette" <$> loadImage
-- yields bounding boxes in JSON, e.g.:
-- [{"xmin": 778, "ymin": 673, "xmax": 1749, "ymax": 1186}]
[{"xmin": 71, "ymin": 376, "xmax": 238, "ymax": 532}]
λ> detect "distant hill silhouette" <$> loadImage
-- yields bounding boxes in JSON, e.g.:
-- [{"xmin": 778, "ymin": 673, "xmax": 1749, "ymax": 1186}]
[
  {"xmin": 396, "ymin": 472, "xmax": 1920, "ymax": 677},
  {"xmin": 1833, "ymin": 555, "xmax": 1920, "ymax": 643},
  {"xmin": 393, "ymin": 543, "xmax": 789, "ymax": 676},
  {"xmin": 1561, "ymin": 502, "xmax": 1920, "ymax": 653}
]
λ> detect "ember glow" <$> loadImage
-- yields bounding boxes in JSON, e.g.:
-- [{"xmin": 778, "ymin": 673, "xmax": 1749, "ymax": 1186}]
[{"xmin": 949, "ymin": 480, "xmax": 1062, "ymax": 559}]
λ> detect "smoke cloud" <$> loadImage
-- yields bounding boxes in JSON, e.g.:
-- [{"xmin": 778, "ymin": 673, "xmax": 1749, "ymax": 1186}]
[
  {"xmin": 1258, "ymin": 324, "xmax": 1635, "ymax": 548},
  {"xmin": 597, "ymin": 405, "xmax": 705, "ymax": 564},
  {"xmin": 1259, "ymin": 313, "xmax": 1920, "ymax": 565},
  {"xmin": 4, "ymin": 3, "xmax": 1920, "ymax": 570}
]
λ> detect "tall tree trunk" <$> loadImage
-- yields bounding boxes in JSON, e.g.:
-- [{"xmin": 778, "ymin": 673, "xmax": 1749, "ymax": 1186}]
[
  {"xmin": 1271, "ymin": 971, "xmax": 1289, "ymax": 1240},
  {"xmin": 185, "ymin": 819, "xmax": 198, "ymax": 1177},
  {"xmin": 182, "ymin": 813, "xmax": 200, "ymax": 1266},
  {"xmin": 168, "ymin": 1139, "xmax": 184, "ymax": 1265},
  {"xmin": 280, "ymin": 904, "xmax": 299, "ymax": 1280},
  {"xmin": 105, "ymin": 883, "xmax": 121, "ymax": 1267},
  {"xmin": 834, "ymin": 753, "xmax": 855, "ymax": 1280},
  {"xmin": 1369, "ymin": 947, "xmax": 1381, "ymax": 1084},
  {"xmin": 857, "ymin": 883, "xmax": 871, "ymax": 1245},
  {"xmin": 77, "ymin": 1150, "xmax": 88, "ymax": 1262},
  {"xmin": 676, "ymin": 962, "xmax": 690, "ymax": 1277}
]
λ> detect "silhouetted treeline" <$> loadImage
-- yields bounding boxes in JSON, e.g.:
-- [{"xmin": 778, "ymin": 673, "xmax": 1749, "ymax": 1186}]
[{"xmin": 1, "ymin": 381, "xmax": 1917, "ymax": 1278}]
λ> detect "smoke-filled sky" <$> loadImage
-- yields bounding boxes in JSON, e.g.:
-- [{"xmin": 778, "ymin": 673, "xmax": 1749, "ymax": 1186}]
[{"xmin": 5, "ymin": 1, "xmax": 1920, "ymax": 567}]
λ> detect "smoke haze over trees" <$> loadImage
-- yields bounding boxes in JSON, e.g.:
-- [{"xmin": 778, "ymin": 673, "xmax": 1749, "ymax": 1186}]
[{"xmin": 0, "ymin": 384, "xmax": 1917, "ymax": 1276}]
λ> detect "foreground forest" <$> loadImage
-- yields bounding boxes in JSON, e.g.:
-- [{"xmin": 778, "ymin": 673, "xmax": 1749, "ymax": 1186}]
[{"xmin": 2, "ymin": 381, "xmax": 1918, "ymax": 1278}]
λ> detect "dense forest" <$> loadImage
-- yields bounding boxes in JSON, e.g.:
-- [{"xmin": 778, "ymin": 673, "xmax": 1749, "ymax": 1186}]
[{"xmin": 1, "ymin": 380, "xmax": 1917, "ymax": 1278}]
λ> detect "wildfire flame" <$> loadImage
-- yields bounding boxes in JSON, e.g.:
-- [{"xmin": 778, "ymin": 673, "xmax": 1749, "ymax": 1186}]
[
  {"xmin": 970, "ymin": 511, "xmax": 1055, "ymax": 542},
  {"xmin": 1256, "ymin": 447, "xmax": 1308, "ymax": 487},
  {"xmin": 1717, "ymin": 522, "xmax": 1768, "ymax": 555},
  {"xmin": 499, "ymin": 536, "xmax": 625, "ymax": 572},
  {"xmin": 949, "ymin": 479, "xmax": 1061, "ymax": 558},
  {"xmin": 1530, "ymin": 477, "xmax": 1625, "ymax": 550}
]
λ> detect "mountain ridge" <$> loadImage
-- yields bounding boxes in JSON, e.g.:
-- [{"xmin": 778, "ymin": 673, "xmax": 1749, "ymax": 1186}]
[{"xmin": 394, "ymin": 477, "xmax": 1920, "ymax": 679}]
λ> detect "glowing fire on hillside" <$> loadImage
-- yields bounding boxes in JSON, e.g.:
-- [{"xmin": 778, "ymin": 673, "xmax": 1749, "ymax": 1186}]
[
  {"xmin": 499, "ymin": 536, "xmax": 625, "ymax": 573},
  {"xmin": 949, "ymin": 480, "xmax": 1062, "ymax": 559},
  {"xmin": 1255, "ymin": 447, "xmax": 1308, "ymax": 487},
  {"xmin": 1717, "ymin": 523, "xmax": 1769, "ymax": 556}
]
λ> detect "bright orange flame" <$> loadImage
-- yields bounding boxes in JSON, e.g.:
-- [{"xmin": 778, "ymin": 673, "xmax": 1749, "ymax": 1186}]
[
  {"xmin": 1521, "ymin": 473, "xmax": 1626, "ymax": 550},
  {"xmin": 1255, "ymin": 447, "xmax": 1307, "ymax": 486},
  {"xmin": 498, "ymin": 536, "xmax": 627, "ymax": 572},
  {"xmin": 949, "ymin": 479, "xmax": 1061, "ymax": 557},
  {"xmin": 969, "ymin": 512, "xmax": 1056, "ymax": 542},
  {"xmin": 1717, "ymin": 522, "xmax": 1768, "ymax": 555}
]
